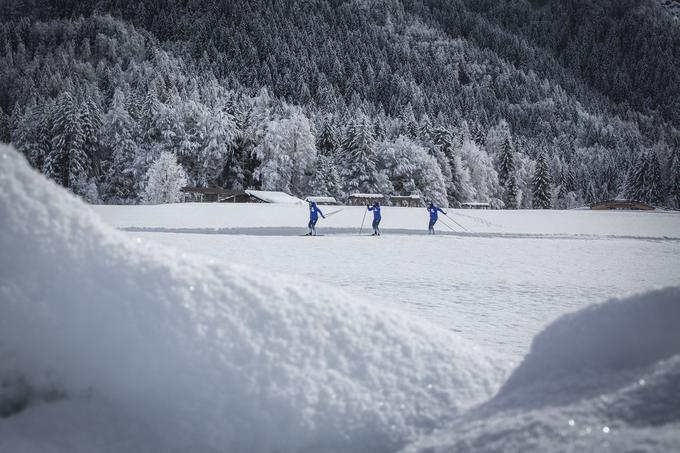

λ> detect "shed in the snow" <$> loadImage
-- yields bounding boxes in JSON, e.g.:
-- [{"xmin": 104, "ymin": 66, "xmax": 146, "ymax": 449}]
[
  {"xmin": 347, "ymin": 193, "xmax": 385, "ymax": 206},
  {"xmin": 305, "ymin": 196, "xmax": 339, "ymax": 205},
  {"xmin": 389, "ymin": 195, "xmax": 422, "ymax": 207},
  {"xmin": 461, "ymin": 201, "xmax": 491, "ymax": 210},
  {"xmin": 245, "ymin": 190, "xmax": 306, "ymax": 204},
  {"xmin": 180, "ymin": 187, "xmax": 255, "ymax": 203},
  {"xmin": 590, "ymin": 199, "xmax": 655, "ymax": 211}
]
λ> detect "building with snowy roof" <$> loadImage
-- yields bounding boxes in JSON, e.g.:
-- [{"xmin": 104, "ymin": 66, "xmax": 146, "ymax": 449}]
[
  {"xmin": 346, "ymin": 193, "xmax": 385, "ymax": 206},
  {"xmin": 305, "ymin": 196, "xmax": 340, "ymax": 205},
  {"xmin": 245, "ymin": 190, "xmax": 306, "ymax": 204},
  {"xmin": 389, "ymin": 195, "xmax": 422, "ymax": 207}
]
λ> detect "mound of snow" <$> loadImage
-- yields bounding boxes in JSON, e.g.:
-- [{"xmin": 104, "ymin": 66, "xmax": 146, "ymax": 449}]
[
  {"xmin": 404, "ymin": 287, "xmax": 680, "ymax": 452},
  {"xmin": 0, "ymin": 145, "xmax": 504, "ymax": 452},
  {"xmin": 499, "ymin": 286, "xmax": 680, "ymax": 402}
]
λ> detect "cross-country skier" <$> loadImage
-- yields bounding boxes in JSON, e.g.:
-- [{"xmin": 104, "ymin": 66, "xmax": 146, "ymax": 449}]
[
  {"xmin": 427, "ymin": 202, "xmax": 447, "ymax": 234},
  {"xmin": 307, "ymin": 201, "xmax": 325, "ymax": 236},
  {"xmin": 367, "ymin": 201, "xmax": 381, "ymax": 236}
]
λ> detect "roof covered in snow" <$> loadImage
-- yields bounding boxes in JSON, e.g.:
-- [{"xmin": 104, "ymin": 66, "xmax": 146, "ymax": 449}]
[
  {"xmin": 348, "ymin": 193, "xmax": 384, "ymax": 198},
  {"xmin": 305, "ymin": 196, "xmax": 338, "ymax": 203},
  {"xmin": 245, "ymin": 190, "xmax": 306, "ymax": 204}
]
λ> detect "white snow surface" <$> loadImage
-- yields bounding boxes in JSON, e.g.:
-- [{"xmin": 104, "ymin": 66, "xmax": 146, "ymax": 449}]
[
  {"xmin": 0, "ymin": 146, "xmax": 502, "ymax": 451},
  {"xmin": 2, "ymin": 145, "xmax": 680, "ymax": 452},
  {"xmin": 405, "ymin": 287, "xmax": 680, "ymax": 452}
]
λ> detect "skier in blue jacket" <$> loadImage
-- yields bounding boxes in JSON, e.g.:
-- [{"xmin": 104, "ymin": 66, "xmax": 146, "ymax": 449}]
[
  {"xmin": 427, "ymin": 202, "xmax": 447, "ymax": 234},
  {"xmin": 306, "ymin": 201, "xmax": 325, "ymax": 236},
  {"xmin": 367, "ymin": 201, "xmax": 381, "ymax": 236}
]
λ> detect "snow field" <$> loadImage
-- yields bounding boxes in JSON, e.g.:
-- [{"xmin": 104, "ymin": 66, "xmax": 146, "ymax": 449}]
[{"xmin": 0, "ymin": 145, "xmax": 504, "ymax": 452}]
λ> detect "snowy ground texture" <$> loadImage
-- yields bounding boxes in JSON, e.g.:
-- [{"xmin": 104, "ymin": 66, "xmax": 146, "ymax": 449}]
[{"xmin": 1, "ymin": 145, "xmax": 680, "ymax": 452}]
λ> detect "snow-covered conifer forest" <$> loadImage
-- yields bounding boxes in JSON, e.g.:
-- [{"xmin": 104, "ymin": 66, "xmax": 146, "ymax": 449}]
[
  {"xmin": 2, "ymin": 0, "xmax": 680, "ymax": 207},
  {"xmin": 2, "ymin": 1, "xmax": 680, "ymax": 452}
]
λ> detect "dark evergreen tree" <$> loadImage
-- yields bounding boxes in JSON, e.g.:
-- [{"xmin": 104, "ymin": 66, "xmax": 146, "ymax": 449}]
[
  {"xmin": 498, "ymin": 135, "xmax": 515, "ymax": 187},
  {"xmin": 647, "ymin": 152, "xmax": 663, "ymax": 206},
  {"xmin": 626, "ymin": 153, "xmax": 649, "ymax": 202},
  {"xmin": 532, "ymin": 154, "xmax": 551, "ymax": 209},
  {"xmin": 0, "ymin": 106, "xmax": 9, "ymax": 143},
  {"xmin": 505, "ymin": 174, "xmax": 519, "ymax": 209},
  {"xmin": 317, "ymin": 120, "xmax": 338, "ymax": 157},
  {"xmin": 45, "ymin": 92, "xmax": 88, "ymax": 190}
]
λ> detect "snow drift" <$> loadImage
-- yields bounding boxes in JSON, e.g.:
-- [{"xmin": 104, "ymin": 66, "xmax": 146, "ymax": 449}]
[
  {"xmin": 0, "ymin": 145, "xmax": 504, "ymax": 452},
  {"xmin": 405, "ymin": 288, "xmax": 680, "ymax": 452}
]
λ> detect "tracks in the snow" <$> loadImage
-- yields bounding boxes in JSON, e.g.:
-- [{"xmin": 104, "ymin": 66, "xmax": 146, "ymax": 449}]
[{"xmin": 120, "ymin": 226, "xmax": 680, "ymax": 242}]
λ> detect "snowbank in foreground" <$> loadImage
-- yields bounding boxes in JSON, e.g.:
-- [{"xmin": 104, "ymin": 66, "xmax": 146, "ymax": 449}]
[
  {"xmin": 405, "ymin": 288, "xmax": 680, "ymax": 452},
  {"xmin": 0, "ymin": 145, "xmax": 504, "ymax": 452}
]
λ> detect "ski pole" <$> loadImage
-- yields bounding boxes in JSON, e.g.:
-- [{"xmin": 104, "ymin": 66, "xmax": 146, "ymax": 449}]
[
  {"xmin": 444, "ymin": 212, "xmax": 468, "ymax": 232},
  {"xmin": 324, "ymin": 208, "xmax": 345, "ymax": 218},
  {"xmin": 359, "ymin": 208, "xmax": 367, "ymax": 234},
  {"xmin": 439, "ymin": 217, "xmax": 458, "ymax": 233}
]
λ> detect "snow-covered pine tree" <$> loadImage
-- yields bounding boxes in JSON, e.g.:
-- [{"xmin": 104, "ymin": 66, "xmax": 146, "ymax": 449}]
[
  {"xmin": 625, "ymin": 152, "xmax": 649, "ymax": 202},
  {"xmin": 310, "ymin": 153, "xmax": 342, "ymax": 198},
  {"xmin": 373, "ymin": 117, "xmax": 386, "ymax": 142},
  {"xmin": 498, "ymin": 135, "xmax": 515, "ymax": 187},
  {"xmin": 418, "ymin": 114, "xmax": 433, "ymax": 142},
  {"xmin": 505, "ymin": 174, "xmax": 519, "ymax": 209},
  {"xmin": 317, "ymin": 119, "xmax": 338, "ymax": 157},
  {"xmin": 195, "ymin": 103, "xmax": 236, "ymax": 187},
  {"xmin": 646, "ymin": 151, "xmax": 663, "ymax": 206},
  {"xmin": 45, "ymin": 91, "xmax": 88, "ymax": 189},
  {"xmin": 0, "ymin": 106, "xmax": 9, "ymax": 143},
  {"xmin": 341, "ymin": 114, "xmax": 381, "ymax": 194},
  {"xmin": 102, "ymin": 88, "xmax": 139, "ymax": 202},
  {"xmin": 669, "ymin": 151, "xmax": 680, "ymax": 208},
  {"xmin": 80, "ymin": 96, "xmax": 103, "ymax": 176},
  {"xmin": 142, "ymin": 151, "xmax": 188, "ymax": 204},
  {"xmin": 532, "ymin": 153, "xmax": 552, "ymax": 209}
]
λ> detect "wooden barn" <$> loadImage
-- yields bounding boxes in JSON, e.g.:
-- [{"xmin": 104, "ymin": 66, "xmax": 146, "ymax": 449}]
[
  {"xmin": 180, "ymin": 187, "xmax": 255, "ymax": 203},
  {"xmin": 347, "ymin": 193, "xmax": 385, "ymax": 206},
  {"xmin": 389, "ymin": 195, "xmax": 422, "ymax": 207},
  {"xmin": 590, "ymin": 200, "xmax": 655, "ymax": 211},
  {"xmin": 461, "ymin": 201, "xmax": 491, "ymax": 210}
]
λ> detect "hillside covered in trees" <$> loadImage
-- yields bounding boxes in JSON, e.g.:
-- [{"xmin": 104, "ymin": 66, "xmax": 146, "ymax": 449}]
[{"xmin": 1, "ymin": 0, "xmax": 679, "ymax": 208}]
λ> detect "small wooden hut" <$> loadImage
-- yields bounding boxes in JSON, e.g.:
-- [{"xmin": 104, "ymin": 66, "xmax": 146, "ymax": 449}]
[
  {"xmin": 589, "ymin": 200, "xmax": 655, "ymax": 211},
  {"xmin": 180, "ymin": 187, "xmax": 254, "ymax": 203},
  {"xmin": 389, "ymin": 195, "xmax": 422, "ymax": 207}
]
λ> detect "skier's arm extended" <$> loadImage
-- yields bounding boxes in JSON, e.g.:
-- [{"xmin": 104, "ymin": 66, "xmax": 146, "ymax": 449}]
[
  {"xmin": 438, "ymin": 207, "xmax": 447, "ymax": 215},
  {"xmin": 318, "ymin": 207, "xmax": 325, "ymax": 218},
  {"xmin": 367, "ymin": 205, "xmax": 374, "ymax": 211}
]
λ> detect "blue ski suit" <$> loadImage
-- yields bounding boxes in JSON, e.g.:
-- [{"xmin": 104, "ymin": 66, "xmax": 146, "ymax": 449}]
[
  {"xmin": 427, "ymin": 204, "xmax": 446, "ymax": 234},
  {"xmin": 308, "ymin": 202, "xmax": 325, "ymax": 235},
  {"xmin": 368, "ymin": 203, "xmax": 381, "ymax": 235}
]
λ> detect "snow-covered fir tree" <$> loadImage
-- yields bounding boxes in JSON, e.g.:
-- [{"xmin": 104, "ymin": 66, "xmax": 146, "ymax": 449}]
[
  {"xmin": 505, "ymin": 174, "xmax": 519, "ymax": 209},
  {"xmin": 669, "ymin": 151, "xmax": 680, "ymax": 208},
  {"xmin": 44, "ymin": 91, "xmax": 88, "ymax": 190},
  {"xmin": 317, "ymin": 119, "xmax": 338, "ymax": 157},
  {"xmin": 0, "ymin": 106, "xmax": 9, "ymax": 143},
  {"xmin": 142, "ymin": 151, "xmax": 188, "ymax": 204},
  {"xmin": 625, "ymin": 153, "xmax": 649, "ymax": 202},
  {"xmin": 102, "ymin": 89, "xmax": 140, "ymax": 202},
  {"xmin": 341, "ymin": 114, "xmax": 381, "ymax": 194},
  {"xmin": 532, "ymin": 153, "xmax": 552, "ymax": 209},
  {"xmin": 647, "ymin": 152, "xmax": 663, "ymax": 206},
  {"xmin": 498, "ymin": 135, "xmax": 515, "ymax": 187},
  {"xmin": 310, "ymin": 154, "xmax": 342, "ymax": 198}
]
